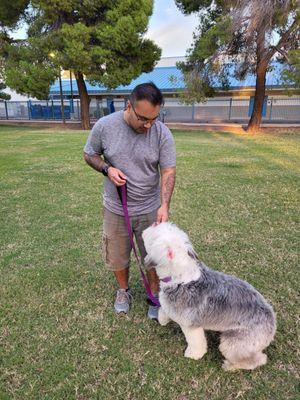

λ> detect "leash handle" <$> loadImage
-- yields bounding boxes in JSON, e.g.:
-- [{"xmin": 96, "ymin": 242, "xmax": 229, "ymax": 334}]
[{"xmin": 117, "ymin": 184, "xmax": 160, "ymax": 307}]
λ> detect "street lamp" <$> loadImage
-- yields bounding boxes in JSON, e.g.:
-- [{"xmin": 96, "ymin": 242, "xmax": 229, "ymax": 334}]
[
  {"xmin": 69, "ymin": 70, "xmax": 74, "ymax": 116},
  {"xmin": 49, "ymin": 52, "xmax": 65, "ymax": 124}
]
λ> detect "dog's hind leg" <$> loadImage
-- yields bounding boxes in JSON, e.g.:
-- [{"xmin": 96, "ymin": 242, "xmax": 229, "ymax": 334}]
[
  {"xmin": 220, "ymin": 330, "xmax": 268, "ymax": 371},
  {"xmin": 180, "ymin": 325, "xmax": 207, "ymax": 360},
  {"xmin": 222, "ymin": 352, "xmax": 267, "ymax": 371}
]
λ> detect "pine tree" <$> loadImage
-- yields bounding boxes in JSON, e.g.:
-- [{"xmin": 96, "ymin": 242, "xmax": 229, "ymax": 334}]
[{"xmin": 1, "ymin": 1, "xmax": 161, "ymax": 129}]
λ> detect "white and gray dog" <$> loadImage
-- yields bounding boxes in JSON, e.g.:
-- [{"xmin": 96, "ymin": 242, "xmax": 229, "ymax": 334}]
[{"xmin": 142, "ymin": 222, "xmax": 276, "ymax": 371}]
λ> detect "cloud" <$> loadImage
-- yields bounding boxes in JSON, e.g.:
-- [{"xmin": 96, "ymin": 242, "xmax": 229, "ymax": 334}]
[
  {"xmin": 146, "ymin": 15, "xmax": 198, "ymax": 57},
  {"xmin": 145, "ymin": 0, "xmax": 199, "ymax": 57}
]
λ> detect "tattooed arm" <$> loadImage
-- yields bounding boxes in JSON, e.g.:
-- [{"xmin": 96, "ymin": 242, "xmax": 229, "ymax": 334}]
[
  {"xmin": 156, "ymin": 166, "xmax": 176, "ymax": 224},
  {"xmin": 83, "ymin": 153, "xmax": 126, "ymax": 186}
]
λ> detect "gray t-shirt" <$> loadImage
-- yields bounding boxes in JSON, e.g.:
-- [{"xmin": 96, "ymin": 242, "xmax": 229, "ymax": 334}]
[{"xmin": 84, "ymin": 110, "xmax": 176, "ymax": 216}]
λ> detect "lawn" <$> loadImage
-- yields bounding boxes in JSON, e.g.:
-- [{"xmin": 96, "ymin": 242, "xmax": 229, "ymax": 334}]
[{"xmin": 0, "ymin": 125, "xmax": 299, "ymax": 399}]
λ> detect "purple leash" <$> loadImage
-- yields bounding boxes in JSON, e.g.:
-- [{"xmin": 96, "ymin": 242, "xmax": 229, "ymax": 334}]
[{"xmin": 117, "ymin": 184, "xmax": 161, "ymax": 307}]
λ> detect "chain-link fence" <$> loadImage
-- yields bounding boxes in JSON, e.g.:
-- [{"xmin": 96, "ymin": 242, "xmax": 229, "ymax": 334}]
[
  {"xmin": 161, "ymin": 97, "xmax": 300, "ymax": 123},
  {"xmin": 0, "ymin": 97, "xmax": 299, "ymax": 123}
]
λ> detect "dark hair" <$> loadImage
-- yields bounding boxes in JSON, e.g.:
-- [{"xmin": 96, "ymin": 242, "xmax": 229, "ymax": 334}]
[{"xmin": 129, "ymin": 82, "xmax": 164, "ymax": 107}]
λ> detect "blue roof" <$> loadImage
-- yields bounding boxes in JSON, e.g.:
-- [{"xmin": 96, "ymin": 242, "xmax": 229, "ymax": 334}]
[{"xmin": 49, "ymin": 63, "xmax": 286, "ymax": 95}]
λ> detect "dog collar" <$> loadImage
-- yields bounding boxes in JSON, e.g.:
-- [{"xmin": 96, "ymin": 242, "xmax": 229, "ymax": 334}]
[{"xmin": 160, "ymin": 276, "xmax": 172, "ymax": 283}]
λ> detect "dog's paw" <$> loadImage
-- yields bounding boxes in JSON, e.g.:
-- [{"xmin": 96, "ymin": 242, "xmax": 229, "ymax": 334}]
[
  {"xmin": 222, "ymin": 360, "xmax": 238, "ymax": 371},
  {"xmin": 158, "ymin": 309, "xmax": 171, "ymax": 326},
  {"xmin": 184, "ymin": 346, "xmax": 207, "ymax": 360},
  {"xmin": 158, "ymin": 316, "xmax": 170, "ymax": 326}
]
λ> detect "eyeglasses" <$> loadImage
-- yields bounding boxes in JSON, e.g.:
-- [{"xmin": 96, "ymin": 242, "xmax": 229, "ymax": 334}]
[{"xmin": 131, "ymin": 103, "xmax": 159, "ymax": 124}]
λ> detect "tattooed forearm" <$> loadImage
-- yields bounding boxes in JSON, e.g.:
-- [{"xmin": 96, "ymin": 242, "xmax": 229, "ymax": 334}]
[
  {"xmin": 161, "ymin": 167, "xmax": 176, "ymax": 208},
  {"xmin": 83, "ymin": 152, "xmax": 106, "ymax": 173}
]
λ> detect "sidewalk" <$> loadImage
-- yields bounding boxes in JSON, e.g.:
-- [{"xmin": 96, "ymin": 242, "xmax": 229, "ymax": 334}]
[
  {"xmin": 1, "ymin": 119, "xmax": 300, "ymax": 133},
  {"xmin": 166, "ymin": 122, "xmax": 300, "ymax": 134},
  {"xmin": 0, "ymin": 119, "xmax": 83, "ymax": 129}
]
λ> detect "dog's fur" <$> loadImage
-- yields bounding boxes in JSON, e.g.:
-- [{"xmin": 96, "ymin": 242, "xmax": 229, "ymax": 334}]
[{"xmin": 142, "ymin": 222, "xmax": 276, "ymax": 370}]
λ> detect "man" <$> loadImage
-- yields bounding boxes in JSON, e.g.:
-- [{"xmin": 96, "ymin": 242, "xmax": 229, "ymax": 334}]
[{"xmin": 83, "ymin": 82, "xmax": 176, "ymax": 320}]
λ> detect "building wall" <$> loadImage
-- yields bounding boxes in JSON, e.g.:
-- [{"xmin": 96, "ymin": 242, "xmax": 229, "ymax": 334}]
[{"xmin": 3, "ymin": 88, "xmax": 37, "ymax": 102}]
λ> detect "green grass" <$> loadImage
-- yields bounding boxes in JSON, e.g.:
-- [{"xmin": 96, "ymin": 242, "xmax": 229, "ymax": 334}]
[{"xmin": 0, "ymin": 125, "xmax": 299, "ymax": 399}]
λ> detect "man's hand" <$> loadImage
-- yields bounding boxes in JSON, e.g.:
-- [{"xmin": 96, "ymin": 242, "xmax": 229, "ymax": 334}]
[
  {"xmin": 156, "ymin": 204, "xmax": 169, "ymax": 224},
  {"xmin": 83, "ymin": 154, "xmax": 126, "ymax": 187},
  {"xmin": 108, "ymin": 167, "xmax": 127, "ymax": 187}
]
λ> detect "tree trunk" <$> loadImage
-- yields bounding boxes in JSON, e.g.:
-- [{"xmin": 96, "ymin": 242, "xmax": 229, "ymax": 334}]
[
  {"xmin": 246, "ymin": 22, "xmax": 270, "ymax": 135},
  {"xmin": 75, "ymin": 71, "xmax": 90, "ymax": 130},
  {"xmin": 247, "ymin": 65, "xmax": 268, "ymax": 133}
]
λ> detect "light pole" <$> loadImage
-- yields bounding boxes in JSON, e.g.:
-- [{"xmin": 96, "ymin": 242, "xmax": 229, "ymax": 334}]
[
  {"xmin": 70, "ymin": 70, "xmax": 74, "ymax": 115},
  {"xmin": 49, "ymin": 52, "xmax": 65, "ymax": 124},
  {"xmin": 59, "ymin": 70, "xmax": 65, "ymax": 124}
]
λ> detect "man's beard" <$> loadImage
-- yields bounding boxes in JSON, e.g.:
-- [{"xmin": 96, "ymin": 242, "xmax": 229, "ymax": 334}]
[{"xmin": 136, "ymin": 126, "xmax": 149, "ymax": 133}]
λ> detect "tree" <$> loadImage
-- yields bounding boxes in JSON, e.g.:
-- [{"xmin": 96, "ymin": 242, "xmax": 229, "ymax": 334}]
[
  {"xmin": 281, "ymin": 49, "xmax": 300, "ymax": 93},
  {"xmin": 0, "ymin": 82, "xmax": 10, "ymax": 100},
  {"xmin": 175, "ymin": 0, "xmax": 300, "ymax": 133},
  {"xmin": 0, "ymin": 0, "xmax": 28, "ymax": 28},
  {"xmin": 0, "ymin": 0, "xmax": 30, "ymax": 96},
  {"xmin": 1, "ymin": 1, "xmax": 161, "ymax": 129}
]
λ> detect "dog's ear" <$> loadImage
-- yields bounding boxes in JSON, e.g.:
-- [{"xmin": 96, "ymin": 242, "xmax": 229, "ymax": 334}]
[
  {"xmin": 167, "ymin": 247, "xmax": 174, "ymax": 260},
  {"xmin": 188, "ymin": 249, "xmax": 199, "ymax": 261}
]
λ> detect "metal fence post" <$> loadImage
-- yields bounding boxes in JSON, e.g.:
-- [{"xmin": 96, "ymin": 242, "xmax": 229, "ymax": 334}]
[
  {"xmin": 192, "ymin": 102, "xmax": 195, "ymax": 122},
  {"xmin": 27, "ymin": 100, "xmax": 31, "ymax": 120},
  {"xmin": 77, "ymin": 100, "xmax": 80, "ymax": 120},
  {"xmin": 228, "ymin": 98, "xmax": 233, "ymax": 120},
  {"xmin": 269, "ymin": 98, "xmax": 273, "ymax": 121},
  {"xmin": 4, "ymin": 100, "xmax": 8, "ymax": 120},
  {"xmin": 96, "ymin": 99, "xmax": 100, "ymax": 119},
  {"xmin": 46, "ymin": 100, "xmax": 49, "ymax": 120},
  {"xmin": 51, "ymin": 99, "xmax": 54, "ymax": 119}
]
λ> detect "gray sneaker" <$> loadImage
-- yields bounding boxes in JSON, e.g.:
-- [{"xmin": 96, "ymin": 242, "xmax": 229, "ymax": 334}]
[
  {"xmin": 114, "ymin": 289, "xmax": 133, "ymax": 314},
  {"xmin": 147, "ymin": 297, "xmax": 159, "ymax": 321}
]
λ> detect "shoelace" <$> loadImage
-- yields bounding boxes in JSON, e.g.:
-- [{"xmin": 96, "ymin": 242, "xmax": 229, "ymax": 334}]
[{"xmin": 116, "ymin": 289, "xmax": 132, "ymax": 303}]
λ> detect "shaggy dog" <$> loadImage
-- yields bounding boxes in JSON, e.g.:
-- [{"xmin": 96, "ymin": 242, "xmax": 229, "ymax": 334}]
[{"xmin": 142, "ymin": 222, "xmax": 276, "ymax": 371}]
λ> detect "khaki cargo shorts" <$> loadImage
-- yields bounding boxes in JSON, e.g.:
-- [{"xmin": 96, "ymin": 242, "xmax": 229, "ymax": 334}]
[{"xmin": 102, "ymin": 207, "xmax": 158, "ymax": 271}]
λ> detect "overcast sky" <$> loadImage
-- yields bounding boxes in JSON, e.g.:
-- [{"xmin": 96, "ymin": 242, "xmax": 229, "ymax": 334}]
[
  {"xmin": 12, "ymin": 0, "xmax": 199, "ymax": 58},
  {"xmin": 146, "ymin": 0, "xmax": 199, "ymax": 57}
]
